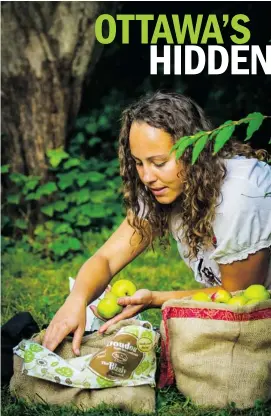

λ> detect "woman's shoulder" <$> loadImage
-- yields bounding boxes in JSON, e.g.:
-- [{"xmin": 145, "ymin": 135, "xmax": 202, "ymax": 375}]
[
  {"xmin": 217, "ymin": 156, "xmax": 271, "ymax": 212},
  {"xmin": 224, "ymin": 156, "xmax": 270, "ymax": 188}
]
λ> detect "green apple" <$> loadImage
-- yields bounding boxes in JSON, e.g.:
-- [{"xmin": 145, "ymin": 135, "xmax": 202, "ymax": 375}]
[
  {"xmin": 191, "ymin": 292, "xmax": 211, "ymax": 302},
  {"xmin": 245, "ymin": 298, "xmax": 262, "ymax": 305},
  {"xmin": 111, "ymin": 279, "xmax": 137, "ymax": 297},
  {"xmin": 97, "ymin": 297, "xmax": 123, "ymax": 320},
  {"xmin": 211, "ymin": 289, "xmax": 232, "ymax": 303},
  {"xmin": 104, "ymin": 292, "xmax": 118, "ymax": 301},
  {"xmin": 243, "ymin": 284, "xmax": 270, "ymax": 301},
  {"xmin": 227, "ymin": 296, "xmax": 247, "ymax": 306}
]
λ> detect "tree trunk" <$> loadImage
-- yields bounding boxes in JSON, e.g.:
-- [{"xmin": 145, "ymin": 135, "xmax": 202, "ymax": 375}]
[{"xmin": 1, "ymin": 1, "xmax": 116, "ymax": 178}]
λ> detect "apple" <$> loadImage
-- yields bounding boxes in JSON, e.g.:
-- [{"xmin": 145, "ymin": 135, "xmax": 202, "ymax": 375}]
[
  {"xmin": 97, "ymin": 297, "xmax": 123, "ymax": 320},
  {"xmin": 245, "ymin": 298, "xmax": 262, "ymax": 305},
  {"xmin": 243, "ymin": 284, "xmax": 270, "ymax": 301},
  {"xmin": 111, "ymin": 279, "xmax": 137, "ymax": 297},
  {"xmin": 104, "ymin": 292, "xmax": 118, "ymax": 301},
  {"xmin": 191, "ymin": 292, "xmax": 211, "ymax": 302},
  {"xmin": 211, "ymin": 289, "xmax": 232, "ymax": 303},
  {"xmin": 227, "ymin": 296, "xmax": 248, "ymax": 306}
]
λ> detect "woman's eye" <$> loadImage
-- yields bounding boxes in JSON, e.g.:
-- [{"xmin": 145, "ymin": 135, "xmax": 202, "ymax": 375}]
[{"xmin": 154, "ymin": 162, "xmax": 166, "ymax": 167}]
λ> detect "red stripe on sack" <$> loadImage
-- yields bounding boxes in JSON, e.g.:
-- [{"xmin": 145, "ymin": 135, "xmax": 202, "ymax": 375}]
[{"xmin": 162, "ymin": 306, "xmax": 271, "ymax": 321}]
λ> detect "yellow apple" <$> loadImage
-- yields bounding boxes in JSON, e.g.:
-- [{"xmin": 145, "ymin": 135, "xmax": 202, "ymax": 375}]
[
  {"xmin": 243, "ymin": 284, "xmax": 270, "ymax": 301},
  {"xmin": 191, "ymin": 292, "xmax": 211, "ymax": 302},
  {"xmin": 211, "ymin": 289, "xmax": 232, "ymax": 303},
  {"xmin": 97, "ymin": 297, "xmax": 123, "ymax": 320},
  {"xmin": 111, "ymin": 279, "xmax": 137, "ymax": 297},
  {"xmin": 227, "ymin": 296, "xmax": 248, "ymax": 306}
]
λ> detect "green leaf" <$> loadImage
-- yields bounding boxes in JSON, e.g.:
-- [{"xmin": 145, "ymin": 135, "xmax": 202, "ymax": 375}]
[
  {"xmin": 174, "ymin": 137, "xmax": 197, "ymax": 159},
  {"xmin": 25, "ymin": 192, "xmax": 40, "ymax": 201},
  {"xmin": 53, "ymin": 223, "xmax": 73, "ymax": 235},
  {"xmin": 87, "ymin": 205, "xmax": 107, "ymax": 218},
  {"xmin": 85, "ymin": 122, "xmax": 98, "ymax": 135},
  {"xmin": 67, "ymin": 237, "xmax": 81, "ymax": 250},
  {"xmin": 89, "ymin": 189, "xmax": 116, "ymax": 203},
  {"xmin": 46, "ymin": 148, "xmax": 69, "ymax": 168},
  {"xmin": 63, "ymin": 158, "xmax": 81, "ymax": 169},
  {"xmin": 1, "ymin": 164, "xmax": 10, "ymax": 173},
  {"xmin": 76, "ymin": 172, "xmax": 90, "ymax": 187},
  {"xmin": 41, "ymin": 205, "xmax": 54, "ymax": 217},
  {"xmin": 37, "ymin": 182, "xmax": 58, "ymax": 196},
  {"xmin": 88, "ymin": 137, "xmax": 102, "ymax": 147},
  {"xmin": 52, "ymin": 201, "xmax": 68, "ymax": 212},
  {"xmin": 88, "ymin": 172, "xmax": 106, "ymax": 183},
  {"xmin": 49, "ymin": 241, "xmax": 69, "ymax": 256},
  {"xmin": 22, "ymin": 178, "xmax": 40, "ymax": 194},
  {"xmin": 75, "ymin": 188, "xmax": 91, "ymax": 205},
  {"xmin": 76, "ymin": 215, "xmax": 91, "ymax": 226},
  {"xmin": 214, "ymin": 125, "xmax": 236, "ymax": 154},
  {"xmin": 15, "ymin": 219, "xmax": 28, "ymax": 230},
  {"xmin": 7, "ymin": 194, "xmax": 20, "ymax": 204},
  {"xmin": 192, "ymin": 135, "xmax": 209, "ymax": 164},
  {"xmin": 244, "ymin": 112, "xmax": 264, "ymax": 141},
  {"xmin": 57, "ymin": 172, "xmax": 77, "ymax": 190},
  {"xmin": 9, "ymin": 172, "xmax": 27, "ymax": 184}
]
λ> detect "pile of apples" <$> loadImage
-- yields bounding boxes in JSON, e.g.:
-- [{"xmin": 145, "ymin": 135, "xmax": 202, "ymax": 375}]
[
  {"xmin": 97, "ymin": 279, "xmax": 137, "ymax": 319},
  {"xmin": 192, "ymin": 284, "xmax": 270, "ymax": 306}
]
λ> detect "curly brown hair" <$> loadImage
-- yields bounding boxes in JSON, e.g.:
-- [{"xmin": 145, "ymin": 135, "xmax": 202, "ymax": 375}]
[{"xmin": 118, "ymin": 91, "xmax": 268, "ymax": 260}]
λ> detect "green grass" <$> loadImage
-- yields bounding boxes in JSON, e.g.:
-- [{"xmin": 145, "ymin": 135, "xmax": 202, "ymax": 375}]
[{"xmin": 1, "ymin": 230, "xmax": 270, "ymax": 416}]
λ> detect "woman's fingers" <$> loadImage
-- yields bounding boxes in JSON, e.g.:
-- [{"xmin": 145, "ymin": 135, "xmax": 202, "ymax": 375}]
[
  {"xmin": 117, "ymin": 296, "xmax": 143, "ymax": 306},
  {"xmin": 43, "ymin": 322, "xmax": 71, "ymax": 351},
  {"xmin": 72, "ymin": 325, "xmax": 85, "ymax": 356}
]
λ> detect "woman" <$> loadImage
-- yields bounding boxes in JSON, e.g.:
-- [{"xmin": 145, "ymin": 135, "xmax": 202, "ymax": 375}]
[{"xmin": 43, "ymin": 91, "xmax": 271, "ymax": 355}]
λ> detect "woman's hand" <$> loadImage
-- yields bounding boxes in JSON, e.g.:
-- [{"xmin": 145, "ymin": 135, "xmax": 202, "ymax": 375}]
[
  {"xmin": 42, "ymin": 294, "xmax": 87, "ymax": 356},
  {"xmin": 90, "ymin": 289, "xmax": 153, "ymax": 334}
]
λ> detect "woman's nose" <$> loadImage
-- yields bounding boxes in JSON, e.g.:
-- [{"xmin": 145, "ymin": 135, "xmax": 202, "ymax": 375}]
[{"xmin": 142, "ymin": 165, "xmax": 157, "ymax": 183}]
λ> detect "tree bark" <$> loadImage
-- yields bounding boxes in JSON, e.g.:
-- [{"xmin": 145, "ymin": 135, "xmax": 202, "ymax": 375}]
[{"xmin": 1, "ymin": 1, "xmax": 116, "ymax": 178}]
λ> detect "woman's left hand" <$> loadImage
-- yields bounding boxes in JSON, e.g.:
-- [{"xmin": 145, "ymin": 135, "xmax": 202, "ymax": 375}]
[{"xmin": 90, "ymin": 289, "xmax": 153, "ymax": 334}]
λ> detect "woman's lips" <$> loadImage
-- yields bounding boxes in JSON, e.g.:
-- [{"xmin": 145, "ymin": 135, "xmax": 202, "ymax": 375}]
[{"xmin": 150, "ymin": 187, "xmax": 168, "ymax": 196}]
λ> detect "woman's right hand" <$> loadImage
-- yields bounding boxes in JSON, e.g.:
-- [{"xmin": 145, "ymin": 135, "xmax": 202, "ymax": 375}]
[{"xmin": 42, "ymin": 294, "xmax": 87, "ymax": 356}]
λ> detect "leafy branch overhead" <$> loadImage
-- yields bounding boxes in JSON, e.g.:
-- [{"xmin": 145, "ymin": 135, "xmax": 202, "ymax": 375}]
[{"xmin": 171, "ymin": 112, "xmax": 270, "ymax": 165}]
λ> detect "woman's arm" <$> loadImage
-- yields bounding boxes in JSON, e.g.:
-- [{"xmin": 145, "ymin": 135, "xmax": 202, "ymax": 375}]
[
  {"xmin": 147, "ymin": 248, "xmax": 270, "ymax": 307},
  {"xmin": 98, "ymin": 248, "xmax": 270, "ymax": 333},
  {"xmin": 43, "ymin": 215, "xmax": 150, "ymax": 353}
]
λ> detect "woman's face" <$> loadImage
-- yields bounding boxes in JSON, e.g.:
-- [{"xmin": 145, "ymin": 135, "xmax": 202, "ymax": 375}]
[{"xmin": 129, "ymin": 122, "xmax": 184, "ymax": 204}]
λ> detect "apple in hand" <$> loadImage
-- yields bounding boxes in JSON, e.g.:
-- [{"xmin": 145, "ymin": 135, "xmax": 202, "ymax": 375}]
[
  {"xmin": 111, "ymin": 279, "xmax": 137, "ymax": 297},
  {"xmin": 211, "ymin": 289, "xmax": 232, "ymax": 303},
  {"xmin": 191, "ymin": 292, "xmax": 211, "ymax": 302},
  {"xmin": 243, "ymin": 284, "xmax": 270, "ymax": 301},
  {"xmin": 227, "ymin": 296, "xmax": 247, "ymax": 306},
  {"xmin": 97, "ymin": 295, "xmax": 123, "ymax": 320}
]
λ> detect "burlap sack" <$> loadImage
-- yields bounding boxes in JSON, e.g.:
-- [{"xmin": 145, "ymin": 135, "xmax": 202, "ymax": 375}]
[
  {"xmin": 10, "ymin": 319, "xmax": 156, "ymax": 414},
  {"xmin": 158, "ymin": 292, "xmax": 271, "ymax": 409}
]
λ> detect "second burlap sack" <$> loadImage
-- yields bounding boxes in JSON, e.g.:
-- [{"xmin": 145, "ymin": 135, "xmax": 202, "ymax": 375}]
[
  {"xmin": 159, "ymin": 293, "xmax": 271, "ymax": 409},
  {"xmin": 10, "ymin": 319, "xmax": 158, "ymax": 414}
]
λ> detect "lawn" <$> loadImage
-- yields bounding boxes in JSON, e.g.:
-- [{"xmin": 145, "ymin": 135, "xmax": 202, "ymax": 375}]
[{"xmin": 1, "ymin": 229, "xmax": 270, "ymax": 416}]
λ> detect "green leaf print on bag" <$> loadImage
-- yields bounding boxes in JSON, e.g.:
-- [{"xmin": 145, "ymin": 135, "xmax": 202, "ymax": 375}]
[
  {"xmin": 29, "ymin": 344, "xmax": 43, "ymax": 353},
  {"xmin": 55, "ymin": 367, "xmax": 74, "ymax": 377},
  {"xmin": 24, "ymin": 350, "xmax": 35, "ymax": 363},
  {"xmin": 124, "ymin": 326, "xmax": 140, "ymax": 337},
  {"xmin": 97, "ymin": 376, "xmax": 115, "ymax": 388},
  {"xmin": 134, "ymin": 360, "xmax": 151, "ymax": 376},
  {"xmin": 51, "ymin": 362, "xmax": 59, "ymax": 367}
]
